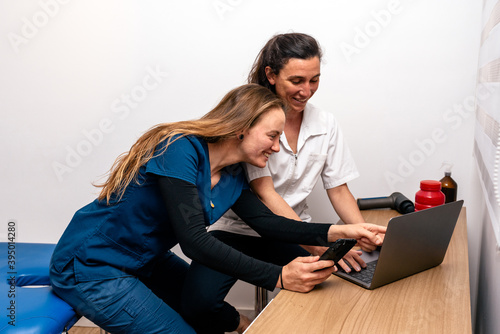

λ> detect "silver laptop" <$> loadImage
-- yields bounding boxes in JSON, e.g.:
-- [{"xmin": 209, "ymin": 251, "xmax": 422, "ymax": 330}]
[{"xmin": 334, "ymin": 200, "xmax": 464, "ymax": 289}]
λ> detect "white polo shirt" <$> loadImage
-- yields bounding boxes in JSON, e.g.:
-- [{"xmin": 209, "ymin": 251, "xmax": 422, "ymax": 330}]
[{"xmin": 209, "ymin": 103, "xmax": 359, "ymax": 237}]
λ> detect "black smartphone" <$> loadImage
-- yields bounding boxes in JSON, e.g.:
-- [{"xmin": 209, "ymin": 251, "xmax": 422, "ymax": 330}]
[{"xmin": 318, "ymin": 238, "xmax": 357, "ymax": 263}]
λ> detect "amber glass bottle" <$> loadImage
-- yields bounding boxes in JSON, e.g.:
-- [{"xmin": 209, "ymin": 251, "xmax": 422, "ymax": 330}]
[{"xmin": 440, "ymin": 171, "xmax": 457, "ymax": 203}]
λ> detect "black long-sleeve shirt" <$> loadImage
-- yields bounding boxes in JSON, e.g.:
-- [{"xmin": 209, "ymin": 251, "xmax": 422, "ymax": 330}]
[{"xmin": 160, "ymin": 177, "xmax": 331, "ymax": 290}]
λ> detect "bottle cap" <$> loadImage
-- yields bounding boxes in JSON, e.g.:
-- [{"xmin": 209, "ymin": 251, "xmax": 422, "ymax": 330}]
[
  {"xmin": 441, "ymin": 161, "xmax": 453, "ymax": 175},
  {"xmin": 420, "ymin": 180, "xmax": 442, "ymax": 191}
]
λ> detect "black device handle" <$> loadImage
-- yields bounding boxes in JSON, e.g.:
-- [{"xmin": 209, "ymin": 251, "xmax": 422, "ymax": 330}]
[
  {"xmin": 357, "ymin": 196, "xmax": 395, "ymax": 210},
  {"xmin": 357, "ymin": 192, "xmax": 415, "ymax": 214}
]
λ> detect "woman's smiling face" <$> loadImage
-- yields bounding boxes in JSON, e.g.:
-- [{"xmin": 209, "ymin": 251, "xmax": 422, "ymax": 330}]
[
  {"xmin": 266, "ymin": 56, "xmax": 321, "ymax": 113},
  {"xmin": 241, "ymin": 107, "xmax": 285, "ymax": 168}
]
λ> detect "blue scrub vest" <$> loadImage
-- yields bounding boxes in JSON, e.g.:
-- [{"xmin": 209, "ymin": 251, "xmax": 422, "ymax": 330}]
[{"xmin": 50, "ymin": 136, "xmax": 248, "ymax": 281}]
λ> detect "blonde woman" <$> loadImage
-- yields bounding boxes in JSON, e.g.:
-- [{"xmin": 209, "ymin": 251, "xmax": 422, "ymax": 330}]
[{"xmin": 50, "ymin": 84, "xmax": 385, "ymax": 333}]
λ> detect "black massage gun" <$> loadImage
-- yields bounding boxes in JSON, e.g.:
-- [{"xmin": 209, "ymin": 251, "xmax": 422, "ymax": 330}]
[{"xmin": 357, "ymin": 192, "xmax": 415, "ymax": 214}]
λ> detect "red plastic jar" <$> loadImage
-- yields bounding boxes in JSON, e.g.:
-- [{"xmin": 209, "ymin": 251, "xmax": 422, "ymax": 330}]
[{"xmin": 415, "ymin": 180, "xmax": 445, "ymax": 211}]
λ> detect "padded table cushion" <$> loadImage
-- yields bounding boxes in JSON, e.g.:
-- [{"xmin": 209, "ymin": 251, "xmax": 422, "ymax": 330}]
[
  {"xmin": 0, "ymin": 243, "xmax": 79, "ymax": 333},
  {"xmin": 2, "ymin": 243, "xmax": 55, "ymax": 286}
]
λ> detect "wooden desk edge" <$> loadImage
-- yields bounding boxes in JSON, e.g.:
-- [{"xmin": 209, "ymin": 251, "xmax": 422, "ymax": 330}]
[{"xmin": 245, "ymin": 208, "xmax": 471, "ymax": 334}]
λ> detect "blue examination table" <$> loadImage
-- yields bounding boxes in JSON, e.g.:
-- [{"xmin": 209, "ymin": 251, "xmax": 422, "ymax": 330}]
[{"xmin": 0, "ymin": 242, "xmax": 80, "ymax": 333}]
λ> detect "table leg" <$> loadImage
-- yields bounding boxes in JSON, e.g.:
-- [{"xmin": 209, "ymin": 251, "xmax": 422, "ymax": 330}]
[{"xmin": 255, "ymin": 286, "xmax": 269, "ymax": 313}]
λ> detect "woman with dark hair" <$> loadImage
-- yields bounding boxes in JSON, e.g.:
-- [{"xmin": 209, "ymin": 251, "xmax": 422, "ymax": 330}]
[
  {"xmin": 49, "ymin": 83, "xmax": 385, "ymax": 333},
  {"xmin": 248, "ymin": 33, "xmax": 323, "ymax": 94},
  {"xmin": 183, "ymin": 34, "xmax": 383, "ymax": 333},
  {"xmin": 214, "ymin": 33, "xmax": 375, "ymax": 256}
]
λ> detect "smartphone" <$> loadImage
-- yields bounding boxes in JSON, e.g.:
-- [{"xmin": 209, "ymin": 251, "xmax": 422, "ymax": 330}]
[{"xmin": 318, "ymin": 238, "xmax": 357, "ymax": 263}]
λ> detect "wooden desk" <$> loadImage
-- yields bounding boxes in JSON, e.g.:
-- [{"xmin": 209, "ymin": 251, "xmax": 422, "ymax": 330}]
[{"xmin": 246, "ymin": 208, "xmax": 471, "ymax": 334}]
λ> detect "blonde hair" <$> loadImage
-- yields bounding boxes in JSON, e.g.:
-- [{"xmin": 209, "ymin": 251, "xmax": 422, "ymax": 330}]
[{"xmin": 96, "ymin": 84, "xmax": 284, "ymax": 203}]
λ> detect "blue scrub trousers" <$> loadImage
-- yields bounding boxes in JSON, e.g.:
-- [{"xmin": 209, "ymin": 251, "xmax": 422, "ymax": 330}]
[
  {"xmin": 50, "ymin": 251, "xmax": 196, "ymax": 334},
  {"xmin": 181, "ymin": 231, "xmax": 309, "ymax": 334}
]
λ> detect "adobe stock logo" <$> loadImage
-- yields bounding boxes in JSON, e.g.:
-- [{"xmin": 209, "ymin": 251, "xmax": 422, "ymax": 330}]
[
  {"xmin": 339, "ymin": 0, "xmax": 403, "ymax": 63},
  {"xmin": 383, "ymin": 89, "xmax": 483, "ymax": 191},
  {"xmin": 212, "ymin": 0, "xmax": 243, "ymax": 20},
  {"xmin": 7, "ymin": 0, "xmax": 71, "ymax": 54},
  {"xmin": 51, "ymin": 65, "xmax": 169, "ymax": 182}
]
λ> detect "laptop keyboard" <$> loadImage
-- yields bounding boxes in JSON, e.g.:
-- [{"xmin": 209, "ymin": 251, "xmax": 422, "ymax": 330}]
[{"xmin": 343, "ymin": 260, "xmax": 378, "ymax": 284}]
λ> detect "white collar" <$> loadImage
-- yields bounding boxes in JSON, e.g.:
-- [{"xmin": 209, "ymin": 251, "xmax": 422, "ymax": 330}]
[{"xmin": 280, "ymin": 103, "xmax": 327, "ymax": 153}]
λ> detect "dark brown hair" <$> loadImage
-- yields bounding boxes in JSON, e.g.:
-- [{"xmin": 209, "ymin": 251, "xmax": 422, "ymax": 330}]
[{"xmin": 248, "ymin": 33, "xmax": 323, "ymax": 93}]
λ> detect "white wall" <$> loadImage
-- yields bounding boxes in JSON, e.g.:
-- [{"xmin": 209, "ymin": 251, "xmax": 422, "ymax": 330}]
[{"xmin": 1, "ymin": 0, "xmax": 489, "ymax": 328}]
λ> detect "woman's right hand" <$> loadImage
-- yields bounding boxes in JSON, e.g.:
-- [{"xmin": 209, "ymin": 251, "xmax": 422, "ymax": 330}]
[
  {"xmin": 327, "ymin": 223, "xmax": 386, "ymax": 249},
  {"xmin": 278, "ymin": 256, "xmax": 336, "ymax": 293}
]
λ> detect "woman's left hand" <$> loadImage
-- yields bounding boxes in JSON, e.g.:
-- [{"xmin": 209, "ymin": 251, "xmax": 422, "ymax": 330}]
[
  {"xmin": 327, "ymin": 223, "xmax": 386, "ymax": 248},
  {"xmin": 357, "ymin": 233, "xmax": 386, "ymax": 252}
]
